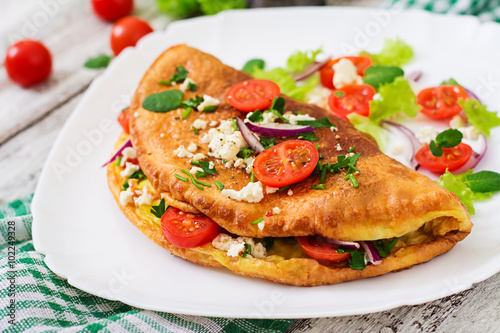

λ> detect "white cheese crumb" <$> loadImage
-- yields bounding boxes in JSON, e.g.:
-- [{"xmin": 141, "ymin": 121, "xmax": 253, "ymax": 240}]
[
  {"xmin": 133, "ymin": 112, "xmax": 139, "ymax": 118},
  {"xmin": 283, "ymin": 112, "xmax": 316, "ymax": 125},
  {"xmin": 272, "ymin": 207, "xmax": 281, "ymax": 215},
  {"xmin": 160, "ymin": 133, "xmax": 165, "ymax": 138},
  {"xmin": 190, "ymin": 166, "xmax": 203, "ymax": 175},
  {"xmin": 330, "ymin": 126, "xmax": 338, "ymax": 132},
  {"xmin": 205, "ymin": 120, "xmax": 248, "ymax": 162},
  {"xmin": 209, "ymin": 120, "xmax": 218, "ymax": 127},
  {"xmin": 173, "ymin": 145, "xmax": 194, "ymax": 158},
  {"xmin": 257, "ymin": 221, "xmax": 265, "ymax": 231},
  {"xmin": 305, "ymin": 86, "xmax": 331, "ymax": 109},
  {"xmin": 391, "ymin": 143, "xmax": 404, "ymax": 155},
  {"xmin": 119, "ymin": 187, "xmax": 134, "ymax": 206},
  {"xmin": 198, "ymin": 95, "xmax": 220, "ymax": 111},
  {"xmin": 287, "ymin": 189, "xmax": 293, "ymax": 196},
  {"xmin": 179, "ymin": 77, "xmax": 196, "ymax": 92},
  {"xmin": 336, "ymin": 143, "xmax": 342, "ymax": 151},
  {"xmin": 208, "ymin": 161, "xmax": 215, "ymax": 169},
  {"xmin": 459, "ymin": 126, "xmax": 481, "ymax": 140},
  {"xmin": 134, "ymin": 187, "xmax": 154, "ymax": 207},
  {"xmin": 187, "ymin": 142, "xmax": 198, "ymax": 153},
  {"xmin": 416, "ymin": 126, "xmax": 437, "ymax": 144},
  {"xmin": 192, "ymin": 153, "xmax": 206, "ymax": 161},
  {"xmin": 192, "ymin": 119, "xmax": 208, "ymax": 130},
  {"xmin": 212, "ymin": 234, "xmax": 267, "ymax": 258},
  {"xmin": 332, "ymin": 58, "xmax": 363, "ymax": 88},
  {"xmin": 450, "ymin": 115, "xmax": 467, "ymax": 129},
  {"xmin": 120, "ymin": 162, "xmax": 139, "ymax": 178},
  {"xmin": 266, "ymin": 186, "xmax": 279, "ymax": 194},
  {"xmin": 221, "ymin": 181, "xmax": 264, "ymax": 203},
  {"xmin": 120, "ymin": 147, "xmax": 137, "ymax": 167}
]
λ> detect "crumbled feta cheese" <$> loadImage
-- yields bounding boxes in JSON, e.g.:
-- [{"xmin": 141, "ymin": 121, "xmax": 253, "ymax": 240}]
[
  {"xmin": 119, "ymin": 187, "xmax": 134, "ymax": 206},
  {"xmin": 134, "ymin": 187, "xmax": 154, "ymax": 207},
  {"xmin": 266, "ymin": 186, "xmax": 279, "ymax": 194},
  {"xmin": 416, "ymin": 126, "xmax": 437, "ymax": 144},
  {"xmin": 120, "ymin": 162, "xmax": 139, "ymax": 178},
  {"xmin": 205, "ymin": 120, "xmax": 248, "ymax": 161},
  {"xmin": 190, "ymin": 166, "xmax": 203, "ymax": 175},
  {"xmin": 179, "ymin": 77, "xmax": 196, "ymax": 92},
  {"xmin": 450, "ymin": 115, "xmax": 467, "ymax": 129},
  {"xmin": 198, "ymin": 95, "xmax": 220, "ymax": 111},
  {"xmin": 330, "ymin": 126, "xmax": 338, "ymax": 132},
  {"xmin": 287, "ymin": 189, "xmax": 293, "ymax": 196},
  {"xmin": 391, "ymin": 143, "xmax": 404, "ymax": 155},
  {"xmin": 336, "ymin": 143, "xmax": 342, "ymax": 151},
  {"xmin": 173, "ymin": 145, "xmax": 194, "ymax": 158},
  {"xmin": 192, "ymin": 119, "xmax": 208, "ymax": 130},
  {"xmin": 459, "ymin": 126, "xmax": 481, "ymax": 140},
  {"xmin": 244, "ymin": 157, "xmax": 254, "ymax": 174},
  {"xmin": 160, "ymin": 133, "xmax": 165, "ymax": 138},
  {"xmin": 306, "ymin": 86, "xmax": 331, "ymax": 109},
  {"xmin": 332, "ymin": 58, "xmax": 363, "ymax": 88},
  {"xmin": 208, "ymin": 161, "xmax": 215, "ymax": 169},
  {"xmin": 234, "ymin": 158, "xmax": 245, "ymax": 168},
  {"xmin": 209, "ymin": 120, "xmax": 218, "ymax": 127},
  {"xmin": 272, "ymin": 207, "xmax": 281, "ymax": 215},
  {"xmin": 192, "ymin": 153, "xmax": 206, "ymax": 161},
  {"xmin": 212, "ymin": 233, "xmax": 267, "ymax": 258},
  {"xmin": 257, "ymin": 221, "xmax": 265, "ymax": 231},
  {"xmin": 133, "ymin": 112, "xmax": 139, "ymax": 118},
  {"xmin": 120, "ymin": 147, "xmax": 137, "ymax": 167},
  {"xmin": 187, "ymin": 142, "xmax": 198, "ymax": 153},
  {"xmin": 221, "ymin": 181, "xmax": 264, "ymax": 203},
  {"xmin": 283, "ymin": 112, "xmax": 316, "ymax": 125}
]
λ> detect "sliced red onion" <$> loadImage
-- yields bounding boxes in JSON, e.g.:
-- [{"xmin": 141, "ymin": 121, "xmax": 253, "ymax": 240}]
[
  {"xmin": 407, "ymin": 70, "xmax": 422, "ymax": 82},
  {"xmin": 382, "ymin": 120, "xmax": 423, "ymax": 169},
  {"xmin": 102, "ymin": 139, "xmax": 132, "ymax": 167},
  {"xmin": 292, "ymin": 58, "xmax": 330, "ymax": 82},
  {"xmin": 235, "ymin": 117, "xmax": 265, "ymax": 153},
  {"xmin": 452, "ymin": 134, "xmax": 487, "ymax": 174},
  {"xmin": 360, "ymin": 241, "xmax": 382, "ymax": 265},
  {"xmin": 325, "ymin": 238, "xmax": 360, "ymax": 250},
  {"xmin": 246, "ymin": 121, "xmax": 315, "ymax": 138},
  {"xmin": 463, "ymin": 87, "xmax": 481, "ymax": 103}
]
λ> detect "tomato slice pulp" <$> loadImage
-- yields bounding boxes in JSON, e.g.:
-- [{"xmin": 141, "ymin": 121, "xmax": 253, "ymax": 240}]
[
  {"xmin": 320, "ymin": 56, "xmax": 372, "ymax": 89},
  {"xmin": 252, "ymin": 140, "xmax": 319, "ymax": 188},
  {"xmin": 298, "ymin": 236, "xmax": 351, "ymax": 262},
  {"xmin": 117, "ymin": 108, "xmax": 132, "ymax": 134},
  {"xmin": 226, "ymin": 79, "xmax": 280, "ymax": 112},
  {"xmin": 417, "ymin": 85, "xmax": 469, "ymax": 119},
  {"xmin": 328, "ymin": 84, "xmax": 376, "ymax": 120},
  {"xmin": 415, "ymin": 143, "xmax": 473, "ymax": 174},
  {"xmin": 161, "ymin": 207, "xmax": 221, "ymax": 248}
]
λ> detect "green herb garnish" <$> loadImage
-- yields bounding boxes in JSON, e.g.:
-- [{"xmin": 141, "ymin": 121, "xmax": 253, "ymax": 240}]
[
  {"xmin": 260, "ymin": 137, "xmax": 276, "ymax": 149},
  {"xmin": 214, "ymin": 181, "xmax": 224, "ymax": 191},
  {"xmin": 174, "ymin": 173, "xmax": 189, "ymax": 182},
  {"xmin": 248, "ymin": 110, "xmax": 264, "ymax": 123},
  {"xmin": 161, "ymin": 66, "xmax": 189, "ymax": 85},
  {"xmin": 191, "ymin": 160, "xmax": 217, "ymax": 175},
  {"xmin": 181, "ymin": 107, "xmax": 192, "ymax": 119},
  {"xmin": 84, "ymin": 54, "xmax": 112, "ymax": 69},
  {"xmin": 181, "ymin": 95, "xmax": 203, "ymax": 109},
  {"xmin": 311, "ymin": 184, "xmax": 326, "ymax": 190},
  {"xmin": 363, "ymin": 66, "xmax": 404, "ymax": 89},
  {"xmin": 296, "ymin": 117, "xmax": 335, "ymax": 129},
  {"xmin": 298, "ymin": 131, "xmax": 320, "ymax": 141},
  {"xmin": 242, "ymin": 243, "xmax": 252, "ymax": 258},
  {"xmin": 242, "ymin": 59, "xmax": 265, "ymax": 75},
  {"xmin": 429, "ymin": 129, "xmax": 463, "ymax": 157},
  {"xmin": 123, "ymin": 170, "xmax": 147, "ymax": 190},
  {"xmin": 142, "ymin": 90, "xmax": 184, "ymax": 112},
  {"xmin": 251, "ymin": 217, "xmax": 263, "ymax": 225},
  {"xmin": 150, "ymin": 198, "xmax": 168, "ymax": 219},
  {"xmin": 187, "ymin": 81, "xmax": 197, "ymax": 92}
]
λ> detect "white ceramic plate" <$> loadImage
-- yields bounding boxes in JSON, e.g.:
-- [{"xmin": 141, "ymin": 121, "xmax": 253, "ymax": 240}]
[{"xmin": 32, "ymin": 7, "xmax": 500, "ymax": 318}]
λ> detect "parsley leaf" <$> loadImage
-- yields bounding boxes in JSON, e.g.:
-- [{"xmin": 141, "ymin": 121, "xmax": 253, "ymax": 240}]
[
  {"xmin": 150, "ymin": 198, "xmax": 168, "ymax": 218},
  {"xmin": 372, "ymin": 238, "xmax": 398, "ymax": 258},
  {"xmin": 242, "ymin": 59, "xmax": 265, "ymax": 75},
  {"xmin": 142, "ymin": 90, "xmax": 184, "ymax": 112},
  {"xmin": 191, "ymin": 160, "xmax": 217, "ymax": 175},
  {"xmin": 298, "ymin": 131, "xmax": 320, "ymax": 141},
  {"xmin": 296, "ymin": 117, "xmax": 335, "ymax": 129},
  {"xmin": 248, "ymin": 110, "xmax": 264, "ymax": 123},
  {"xmin": 181, "ymin": 95, "xmax": 203, "ymax": 109},
  {"xmin": 260, "ymin": 137, "xmax": 276, "ymax": 149},
  {"xmin": 429, "ymin": 129, "xmax": 463, "ymax": 157},
  {"xmin": 161, "ymin": 66, "xmax": 189, "ymax": 85},
  {"xmin": 122, "ymin": 170, "xmax": 147, "ymax": 190},
  {"xmin": 237, "ymin": 148, "xmax": 254, "ymax": 159},
  {"xmin": 339, "ymin": 248, "xmax": 366, "ymax": 270}
]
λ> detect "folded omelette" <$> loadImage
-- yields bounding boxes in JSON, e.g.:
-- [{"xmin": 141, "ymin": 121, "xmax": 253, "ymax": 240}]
[{"xmin": 107, "ymin": 44, "xmax": 472, "ymax": 286}]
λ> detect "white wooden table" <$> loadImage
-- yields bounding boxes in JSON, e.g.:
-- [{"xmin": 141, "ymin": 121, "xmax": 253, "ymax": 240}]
[{"xmin": 1, "ymin": 0, "xmax": 499, "ymax": 331}]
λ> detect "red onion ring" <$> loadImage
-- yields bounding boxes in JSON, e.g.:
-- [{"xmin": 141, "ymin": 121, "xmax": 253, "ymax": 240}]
[
  {"xmin": 246, "ymin": 121, "xmax": 315, "ymax": 138},
  {"xmin": 102, "ymin": 139, "xmax": 132, "ymax": 167},
  {"xmin": 382, "ymin": 120, "xmax": 423, "ymax": 169},
  {"xmin": 452, "ymin": 134, "xmax": 487, "ymax": 174},
  {"xmin": 407, "ymin": 70, "xmax": 422, "ymax": 82},
  {"xmin": 360, "ymin": 241, "xmax": 382, "ymax": 265},
  {"xmin": 235, "ymin": 117, "xmax": 265, "ymax": 153},
  {"xmin": 325, "ymin": 238, "xmax": 360, "ymax": 250},
  {"xmin": 292, "ymin": 58, "xmax": 330, "ymax": 82}
]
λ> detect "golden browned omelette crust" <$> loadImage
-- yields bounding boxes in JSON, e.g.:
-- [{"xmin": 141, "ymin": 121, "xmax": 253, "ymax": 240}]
[
  {"xmin": 128, "ymin": 44, "xmax": 472, "ymax": 241},
  {"xmin": 108, "ymin": 158, "xmax": 469, "ymax": 286}
]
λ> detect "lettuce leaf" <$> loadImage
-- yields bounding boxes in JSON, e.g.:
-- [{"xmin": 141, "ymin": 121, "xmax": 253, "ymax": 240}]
[
  {"xmin": 253, "ymin": 67, "xmax": 318, "ymax": 102},
  {"xmin": 438, "ymin": 170, "xmax": 476, "ymax": 214},
  {"xmin": 369, "ymin": 77, "xmax": 420, "ymax": 124},
  {"xmin": 286, "ymin": 48, "xmax": 322, "ymax": 73},
  {"xmin": 155, "ymin": 0, "xmax": 199, "ymax": 18},
  {"xmin": 360, "ymin": 38, "xmax": 414, "ymax": 66},
  {"xmin": 459, "ymin": 98, "xmax": 500, "ymax": 137},
  {"xmin": 347, "ymin": 113, "xmax": 389, "ymax": 151},
  {"xmin": 198, "ymin": 0, "xmax": 246, "ymax": 15}
]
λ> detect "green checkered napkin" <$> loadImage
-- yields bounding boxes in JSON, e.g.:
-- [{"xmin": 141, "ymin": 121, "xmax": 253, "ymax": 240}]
[
  {"xmin": 0, "ymin": 195, "xmax": 292, "ymax": 332},
  {"xmin": 388, "ymin": 0, "xmax": 500, "ymax": 22}
]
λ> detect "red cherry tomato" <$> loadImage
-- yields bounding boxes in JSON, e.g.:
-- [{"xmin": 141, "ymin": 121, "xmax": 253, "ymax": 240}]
[
  {"xmin": 320, "ymin": 56, "xmax": 372, "ymax": 89},
  {"xmin": 417, "ymin": 85, "xmax": 469, "ymax": 119},
  {"xmin": 91, "ymin": 0, "xmax": 134, "ymax": 21},
  {"xmin": 4, "ymin": 40, "xmax": 52, "ymax": 87},
  {"xmin": 328, "ymin": 84, "xmax": 376, "ymax": 120},
  {"xmin": 415, "ymin": 143, "xmax": 473, "ymax": 174},
  {"xmin": 161, "ymin": 207, "xmax": 221, "ymax": 248},
  {"xmin": 110, "ymin": 16, "xmax": 153, "ymax": 56},
  {"xmin": 226, "ymin": 79, "xmax": 280, "ymax": 112},
  {"xmin": 298, "ymin": 236, "xmax": 351, "ymax": 262},
  {"xmin": 253, "ymin": 140, "xmax": 319, "ymax": 188},
  {"xmin": 117, "ymin": 108, "xmax": 132, "ymax": 134}
]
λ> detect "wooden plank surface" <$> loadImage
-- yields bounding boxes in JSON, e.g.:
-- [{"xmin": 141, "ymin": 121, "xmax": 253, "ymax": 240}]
[{"xmin": 1, "ymin": 0, "xmax": 499, "ymax": 331}]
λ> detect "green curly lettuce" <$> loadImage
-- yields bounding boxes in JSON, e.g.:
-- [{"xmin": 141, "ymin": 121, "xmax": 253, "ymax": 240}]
[
  {"xmin": 286, "ymin": 48, "xmax": 322, "ymax": 73},
  {"xmin": 459, "ymin": 98, "xmax": 500, "ymax": 137},
  {"xmin": 198, "ymin": 0, "xmax": 246, "ymax": 15},
  {"xmin": 253, "ymin": 67, "xmax": 318, "ymax": 102},
  {"xmin": 347, "ymin": 113, "xmax": 389, "ymax": 151},
  {"xmin": 360, "ymin": 38, "xmax": 414, "ymax": 66},
  {"xmin": 155, "ymin": 0, "xmax": 199, "ymax": 18}
]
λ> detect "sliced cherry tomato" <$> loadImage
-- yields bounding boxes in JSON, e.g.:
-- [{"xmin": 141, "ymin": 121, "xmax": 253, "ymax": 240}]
[
  {"xmin": 110, "ymin": 16, "xmax": 153, "ymax": 56},
  {"xmin": 161, "ymin": 207, "xmax": 221, "ymax": 248},
  {"xmin": 226, "ymin": 79, "xmax": 280, "ymax": 112},
  {"xmin": 91, "ymin": 0, "xmax": 134, "ymax": 22},
  {"xmin": 253, "ymin": 140, "xmax": 319, "ymax": 187},
  {"xmin": 298, "ymin": 236, "xmax": 351, "ymax": 262},
  {"xmin": 5, "ymin": 40, "xmax": 52, "ymax": 87},
  {"xmin": 417, "ymin": 85, "xmax": 469, "ymax": 119},
  {"xmin": 320, "ymin": 56, "xmax": 372, "ymax": 89},
  {"xmin": 328, "ymin": 84, "xmax": 376, "ymax": 120},
  {"xmin": 415, "ymin": 143, "xmax": 473, "ymax": 173},
  {"xmin": 117, "ymin": 108, "xmax": 132, "ymax": 134}
]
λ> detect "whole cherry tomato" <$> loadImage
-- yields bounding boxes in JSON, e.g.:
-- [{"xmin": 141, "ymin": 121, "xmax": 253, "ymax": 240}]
[
  {"xmin": 110, "ymin": 16, "xmax": 153, "ymax": 56},
  {"xmin": 91, "ymin": 0, "xmax": 134, "ymax": 22},
  {"xmin": 4, "ymin": 40, "xmax": 52, "ymax": 87}
]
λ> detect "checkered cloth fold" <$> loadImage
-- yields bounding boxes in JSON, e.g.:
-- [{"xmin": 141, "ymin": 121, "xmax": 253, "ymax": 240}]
[{"xmin": 0, "ymin": 195, "xmax": 292, "ymax": 332}]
